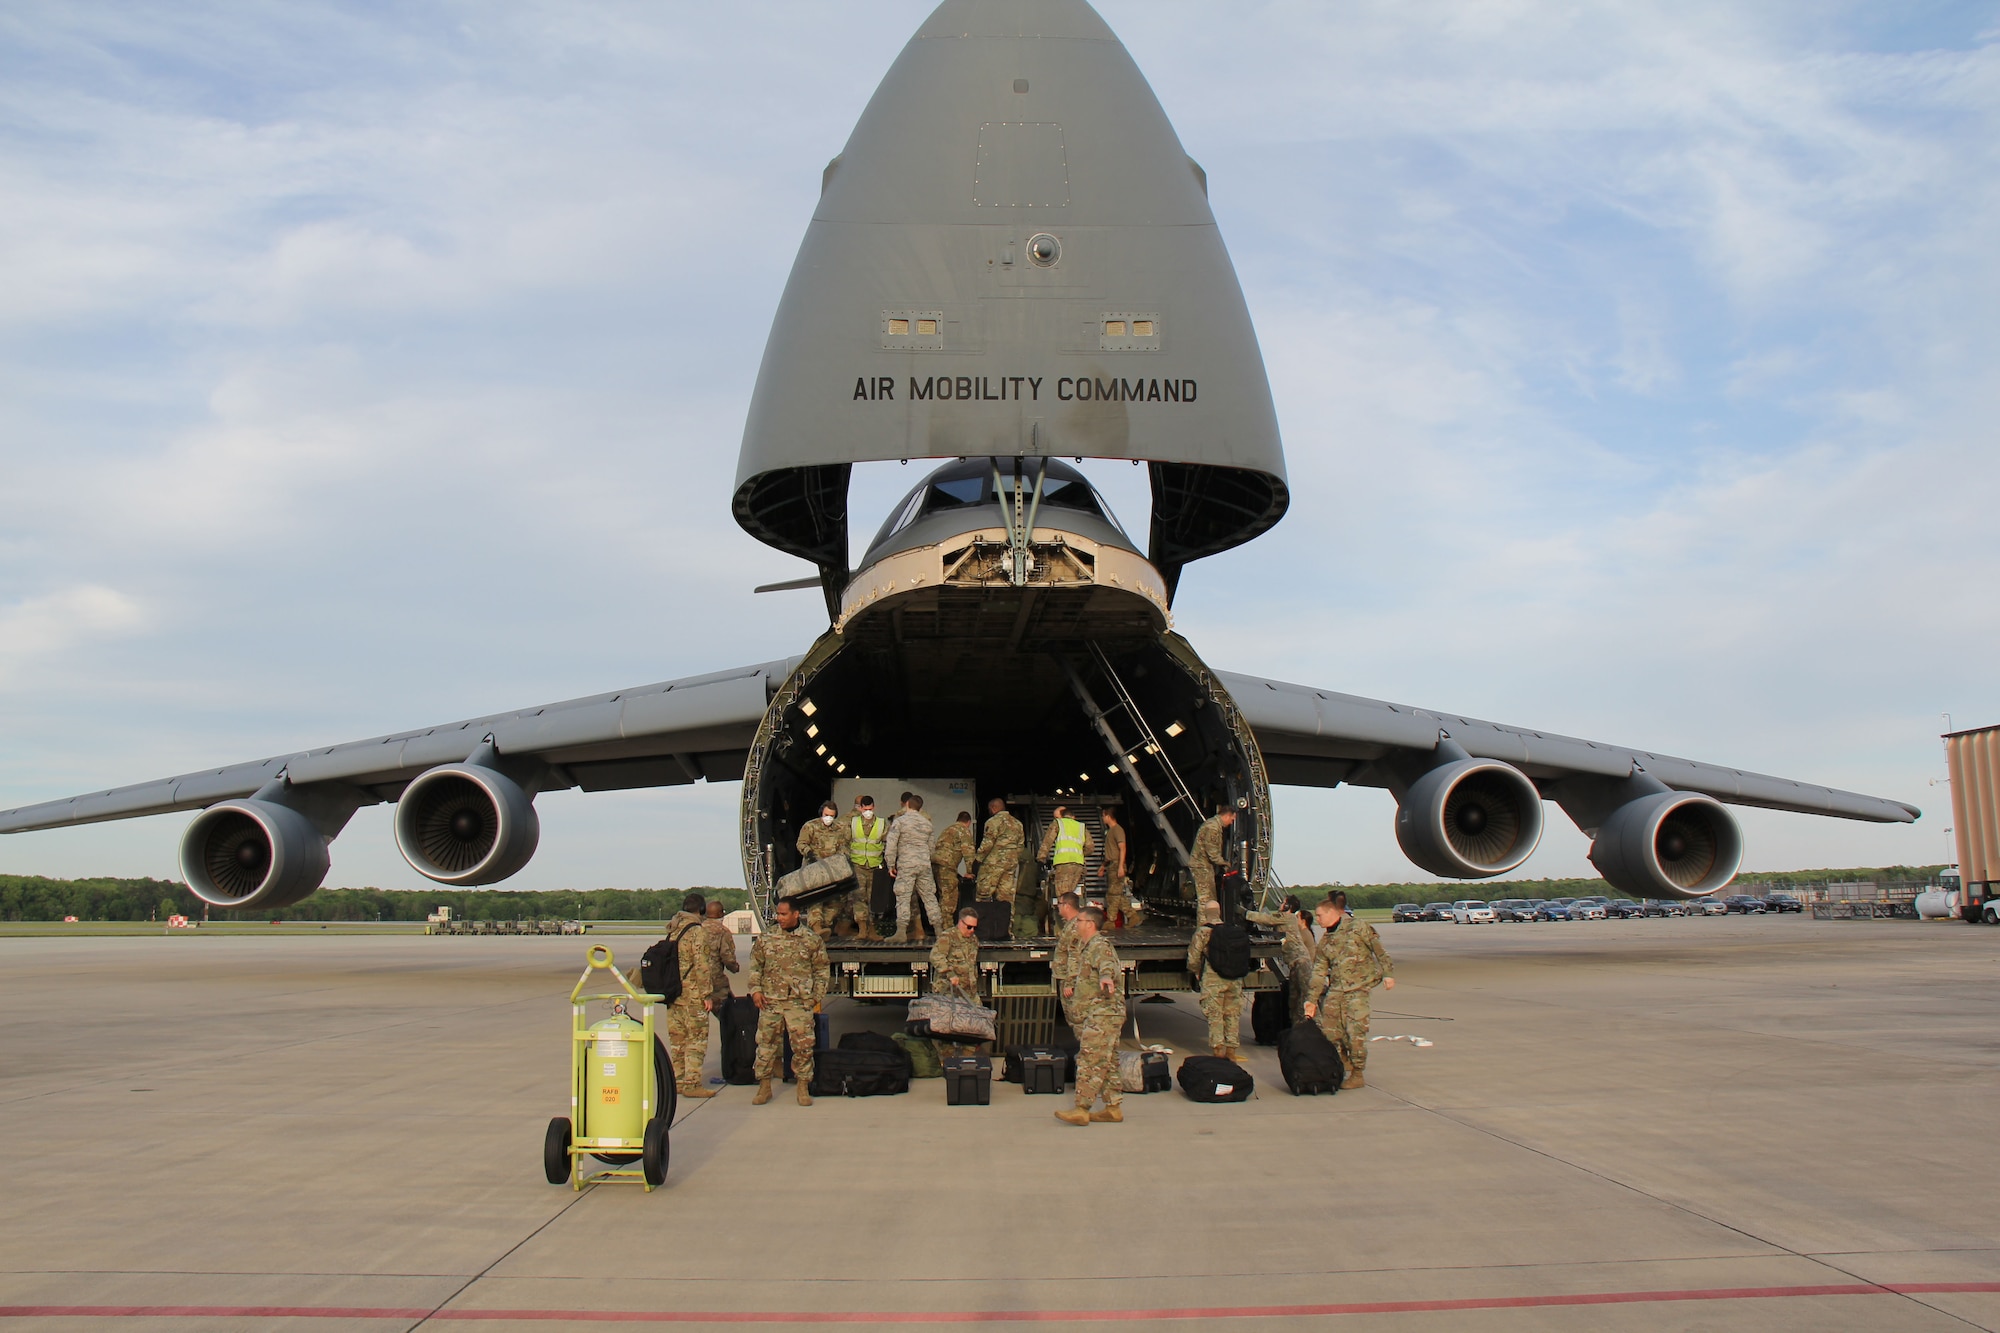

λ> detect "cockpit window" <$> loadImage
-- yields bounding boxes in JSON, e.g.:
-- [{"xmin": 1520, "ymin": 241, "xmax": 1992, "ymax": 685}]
[{"xmin": 868, "ymin": 458, "xmax": 1125, "ymax": 557}]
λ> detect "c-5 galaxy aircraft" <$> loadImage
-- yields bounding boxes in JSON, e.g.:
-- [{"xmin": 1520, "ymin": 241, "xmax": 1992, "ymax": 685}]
[{"xmin": 1, "ymin": 1, "xmax": 1915, "ymax": 955}]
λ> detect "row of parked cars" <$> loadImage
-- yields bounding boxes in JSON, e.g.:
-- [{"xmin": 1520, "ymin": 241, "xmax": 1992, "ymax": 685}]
[{"xmin": 1390, "ymin": 893, "xmax": 1803, "ymax": 923}]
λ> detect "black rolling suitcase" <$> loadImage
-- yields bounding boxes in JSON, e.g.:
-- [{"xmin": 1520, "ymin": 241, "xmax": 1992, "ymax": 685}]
[
  {"xmin": 975, "ymin": 899, "xmax": 1012, "ymax": 942},
  {"xmin": 942, "ymin": 1054, "xmax": 992, "ymax": 1106},
  {"xmin": 1177, "ymin": 1054, "xmax": 1254, "ymax": 1103},
  {"xmin": 720, "ymin": 995, "xmax": 760, "ymax": 1085},
  {"xmin": 1251, "ymin": 987, "xmax": 1288, "ymax": 1047},
  {"xmin": 1003, "ymin": 1044, "xmax": 1075, "ymax": 1086},
  {"xmin": 1277, "ymin": 1021, "xmax": 1344, "ymax": 1096}
]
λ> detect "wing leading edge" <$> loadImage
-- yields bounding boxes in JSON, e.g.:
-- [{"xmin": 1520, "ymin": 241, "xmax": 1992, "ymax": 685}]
[
  {"xmin": 0, "ymin": 657, "xmax": 801, "ymax": 836},
  {"xmin": 1220, "ymin": 670, "xmax": 1918, "ymax": 826}
]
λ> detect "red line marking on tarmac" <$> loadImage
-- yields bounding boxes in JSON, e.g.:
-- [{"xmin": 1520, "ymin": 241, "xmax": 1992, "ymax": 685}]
[{"xmin": 4, "ymin": 1283, "xmax": 1999, "ymax": 1322}]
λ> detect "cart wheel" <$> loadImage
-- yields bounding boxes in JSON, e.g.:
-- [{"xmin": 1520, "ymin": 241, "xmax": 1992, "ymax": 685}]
[
  {"xmin": 543, "ymin": 1117, "xmax": 572, "ymax": 1185},
  {"xmin": 642, "ymin": 1117, "xmax": 670, "ymax": 1187}
]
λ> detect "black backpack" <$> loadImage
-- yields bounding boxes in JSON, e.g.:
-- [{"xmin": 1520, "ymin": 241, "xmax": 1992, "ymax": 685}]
[
  {"xmin": 810, "ymin": 1047, "xmax": 911, "ymax": 1098},
  {"xmin": 1206, "ymin": 922, "xmax": 1251, "ymax": 981},
  {"xmin": 1176, "ymin": 1054, "xmax": 1253, "ymax": 1103},
  {"xmin": 1278, "ymin": 1020, "xmax": 1344, "ymax": 1096},
  {"xmin": 639, "ymin": 922, "xmax": 694, "ymax": 1005}
]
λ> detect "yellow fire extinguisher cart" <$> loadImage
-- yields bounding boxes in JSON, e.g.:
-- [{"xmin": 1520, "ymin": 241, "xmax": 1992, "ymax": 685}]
[{"xmin": 543, "ymin": 944, "xmax": 672, "ymax": 1190}]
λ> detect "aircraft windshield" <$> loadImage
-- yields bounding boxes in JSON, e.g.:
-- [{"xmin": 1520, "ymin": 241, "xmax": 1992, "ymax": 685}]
[{"xmin": 870, "ymin": 458, "xmax": 1123, "ymax": 555}]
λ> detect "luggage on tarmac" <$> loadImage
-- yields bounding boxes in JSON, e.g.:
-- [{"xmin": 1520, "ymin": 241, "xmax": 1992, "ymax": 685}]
[
  {"xmin": 1117, "ymin": 1047, "xmax": 1172, "ymax": 1094},
  {"xmin": 1206, "ymin": 921, "xmax": 1252, "ymax": 980},
  {"xmin": 1218, "ymin": 869, "xmax": 1248, "ymax": 919},
  {"xmin": 1251, "ymin": 987, "xmax": 1288, "ymax": 1047},
  {"xmin": 1177, "ymin": 1054, "xmax": 1254, "ymax": 1103},
  {"xmin": 719, "ymin": 995, "xmax": 760, "ymax": 1085},
  {"xmin": 891, "ymin": 1031, "xmax": 943, "ymax": 1078},
  {"xmin": 1011, "ymin": 1047, "xmax": 1068, "ymax": 1095},
  {"xmin": 1002, "ymin": 1044, "xmax": 1076, "ymax": 1086},
  {"xmin": 942, "ymin": 1054, "xmax": 992, "ymax": 1105},
  {"xmin": 975, "ymin": 899, "xmax": 1012, "ymax": 943},
  {"xmin": 838, "ymin": 1029, "xmax": 910, "ymax": 1064},
  {"xmin": 810, "ymin": 1047, "xmax": 911, "ymax": 1098},
  {"xmin": 775, "ymin": 853, "xmax": 854, "ymax": 905},
  {"xmin": 908, "ymin": 995, "xmax": 997, "ymax": 1042},
  {"xmin": 1278, "ymin": 1020, "xmax": 1344, "ymax": 1096}
]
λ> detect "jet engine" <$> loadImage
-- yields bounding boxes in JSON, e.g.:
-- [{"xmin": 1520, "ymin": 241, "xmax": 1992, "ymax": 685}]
[
  {"xmin": 1589, "ymin": 790, "xmax": 1742, "ymax": 899},
  {"xmin": 393, "ymin": 763, "xmax": 540, "ymax": 885},
  {"xmin": 1394, "ymin": 759, "xmax": 1545, "ymax": 878},
  {"xmin": 180, "ymin": 799, "xmax": 331, "ymax": 910}
]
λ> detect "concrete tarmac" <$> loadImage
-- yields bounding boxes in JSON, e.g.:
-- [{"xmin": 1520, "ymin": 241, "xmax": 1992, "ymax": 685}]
[{"xmin": 2, "ymin": 916, "xmax": 1996, "ymax": 1330}]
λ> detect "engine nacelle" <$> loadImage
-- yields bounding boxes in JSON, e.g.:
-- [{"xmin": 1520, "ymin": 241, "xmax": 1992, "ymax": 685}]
[
  {"xmin": 181, "ymin": 799, "xmax": 331, "ymax": 910},
  {"xmin": 1589, "ymin": 790, "xmax": 1742, "ymax": 899},
  {"xmin": 394, "ymin": 763, "xmax": 540, "ymax": 885},
  {"xmin": 1394, "ymin": 759, "xmax": 1545, "ymax": 878}
]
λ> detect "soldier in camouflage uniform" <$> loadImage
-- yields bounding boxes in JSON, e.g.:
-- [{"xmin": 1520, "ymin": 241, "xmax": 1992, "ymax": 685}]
[
  {"xmin": 658, "ymin": 894, "xmax": 717, "ymax": 1098},
  {"xmin": 1050, "ymin": 892, "xmax": 1083, "ymax": 1026},
  {"xmin": 1189, "ymin": 809, "xmax": 1235, "ymax": 907},
  {"xmin": 1056, "ymin": 906, "xmax": 1126, "ymax": 1125},
  {"xmin": 929, "ymin": 907, "xmax": 982, "ymax": 1003},
  {"xmin": 884, "ymin": 794, "xmax": 941, "ymax": 945},
  {"xmin": 1037, "ymin": 804, "xmax": 1094, "ymax": 905},
  {"xmin": 1186, "ymin": 900, "xmax": 1244, "ymax": 1060},
  {"xmin": 972, "ymin": 798, "xmax": 1025, "ymax": 935},
  {"xmin": 749, "ymin": 897, "xmax": 830, "ymax": 1106},
  {"xmin": 1100, "ymin": 807, "xmax": 1131, "ymax": 925},
  {"xmin": 703, "ymin": 899, "xmax": 740, "ymax": 1008},
  {"xmin": 1302, "ymin": 895, "xmax": 1395, "ymax": 1088},
  {"xmin": 795, "ymin": 801, "xmax": 849, "ymax": 939},
  {"xmin": 1248, "ymin": 894, "xmax": 1313, "ymax": 1023},
  {"xmin": 847, "ymin": 797, "xmax": 889, "ymax": 940},
  {"xmin": 931, "ymin": 811, "xmax": 976, "ymax": 923}
]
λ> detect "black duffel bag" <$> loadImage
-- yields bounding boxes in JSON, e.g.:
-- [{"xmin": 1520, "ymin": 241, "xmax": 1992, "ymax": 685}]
[
  {"xmin": 811, "ymin": 1046, "xmax": 911, "ymax": 1098},
  {"xmin": 1177, "ymin": 1054, "xmax": 1254, "ymax": 1103}
]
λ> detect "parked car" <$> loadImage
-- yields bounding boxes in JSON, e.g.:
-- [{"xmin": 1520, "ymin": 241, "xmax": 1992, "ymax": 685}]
[
  {"xmin": 1570, "ymin": 900, "xmax": 1608, "ymax": 920},
  {"xmin": 1422, "ymin": 901, "xmax": 1457, "ymax": 921},
  {"xmin": 1721, "ymin": 894, "xmax": 1768, "ymax": 914},
  {"xmin": 1606, "ymin": 899, "xmax": 1646, "ymax": 919},
  {"xmin": 1761, "ymin": 893, "xmax": 1804, "ymax": 913},
  {"xmin": 1492, "ymin": 899, "xmax": 1536, "ymax": 922},
  {"xmin": 1640, "ymin": 899, "xmax": 1684, "ymax": 917},
  {"xmin": 1391, "ymin": 903, "xmax": 1426, "ymax": 922},
  {"xmin": 1452, "ymin": 900, "xmax": 1498, "ymax": 924},
  {"xmin": 1690, "ymin": 898, "xmax": 1729, "ymax": 916},
  {"xmin": 1534, "ymin": 901, "xmax": 1574, "ymax": 921}
]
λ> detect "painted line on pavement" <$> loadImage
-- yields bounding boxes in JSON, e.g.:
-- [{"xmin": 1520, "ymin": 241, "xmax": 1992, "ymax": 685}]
[{"xmin": 5, "ymin": 1283, "xmax": 2000, "ymax": 1323}]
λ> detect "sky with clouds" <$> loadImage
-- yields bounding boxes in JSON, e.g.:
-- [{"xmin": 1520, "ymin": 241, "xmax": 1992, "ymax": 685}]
[{"xmin": 2, "ymin": 0, "xmax": 1994, "ymax": 893}]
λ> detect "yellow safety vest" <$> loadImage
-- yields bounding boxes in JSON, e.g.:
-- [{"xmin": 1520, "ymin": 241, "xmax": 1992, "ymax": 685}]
[
  {"xmin": 1052, "ymin": 817, "xmax": 1087, "ymax": 866},
  {"xmin": 850, "ymin": 815, "xmax": 886, "ymax": 867}
]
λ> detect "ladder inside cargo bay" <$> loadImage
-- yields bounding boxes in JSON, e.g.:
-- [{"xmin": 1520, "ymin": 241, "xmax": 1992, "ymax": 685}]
[{"xmin": 1062, "ymin": 643, "xmax": 1195, "ymax": 873}]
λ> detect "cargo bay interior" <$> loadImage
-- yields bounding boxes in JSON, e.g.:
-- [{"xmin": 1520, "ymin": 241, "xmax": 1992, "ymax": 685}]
[{"xmin": 739, "ymin": 460, "xmax": 1274, "ymax": 934}]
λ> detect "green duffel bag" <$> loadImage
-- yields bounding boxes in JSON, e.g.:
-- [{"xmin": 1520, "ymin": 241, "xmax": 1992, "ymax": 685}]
[{"xmin": 891, "ymin": 1031, "xmax": 943, "ymax": 1078}]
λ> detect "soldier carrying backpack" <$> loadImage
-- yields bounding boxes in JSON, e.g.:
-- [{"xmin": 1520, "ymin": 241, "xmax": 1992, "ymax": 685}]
[{"xmin": 1187, "ymin": 900, "xmax": 1251, "ymax": 1061}]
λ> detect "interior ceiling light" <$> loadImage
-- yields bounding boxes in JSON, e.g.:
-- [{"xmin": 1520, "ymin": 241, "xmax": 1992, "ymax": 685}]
[
  {"xmin": 806, "ymin": 723, "xmax": 819, "ymax": 738},
  {"xmin": 837, "ymin": 763, "xmax": 846, "ymax": 773},
  {"xmin": 1079, "ymin": 772, "xmax": 1091, "ymax": 781},
  {"xmin": 1164, "ymin": 721, "xmax": 1185, "ymax": 738},
  {"xmin": 815, "ymin": 744, "xmax": 827, "ymax": 755},
  {"xmin": 1107, "ymin": 765, "xmax": 1119, "ymax": 774},
  {"xmin": 800, "ymin": 699, "xmax": 817, "ymax": 717}
]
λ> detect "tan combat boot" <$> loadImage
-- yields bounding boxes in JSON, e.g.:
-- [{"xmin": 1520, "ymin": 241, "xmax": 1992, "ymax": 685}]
[
  {"xmin": 1089, "ymin": 1104, "xmax": 1123, "ymax": 1123},
  {"xmin": 1224, "ymin": 1047, "xmax": 1240, "ymax": 1063},
  {"xmin": 752, "ymin": 1079, "xmax": 772, "ymax": 1105},
  {"xmin": 1212, "ymin": 1045, "xmax": 1229, "ymax": 1059},
  {"xmin": 1054, "ymin": 1106, "xmax": 1090, "ymax": 1126},
  {"xmin": 797, "ymin": 1082, "xmax": 814, "ymax": 1106},
  {"xmin": 680, "ymin": 1085, "xmax": 716, "ymax": 1100},
  {"xmin": 1344, "ymin": 1072, "xmax": 1365, "ymax": 1089},
  {"xmin": 885, "ymin": 928, "xmax": 908, "ymax": 944}
]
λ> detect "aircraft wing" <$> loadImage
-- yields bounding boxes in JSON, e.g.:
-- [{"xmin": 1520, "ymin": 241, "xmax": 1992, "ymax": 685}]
[
  {"xmin": 0, "ymin": 657, "xmax": 801, "ymax": 835},
  {"xmin": 1218, "ymin": 670, "xmax": 1918, "ymax": 825}
]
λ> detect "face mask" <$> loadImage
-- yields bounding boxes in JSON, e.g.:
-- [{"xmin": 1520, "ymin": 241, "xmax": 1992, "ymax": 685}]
[
  {"xmin": 821, "ymin": 814, "xmax": 833, "ymax": 825},
  {"xmin": 861, "ymin": 808, "xmax": 874, "ymax": 817}
]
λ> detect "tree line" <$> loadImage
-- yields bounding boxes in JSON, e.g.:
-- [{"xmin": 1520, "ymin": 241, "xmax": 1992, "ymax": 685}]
[{"xmin": 0, "ymin": 876, "xmax": 748, "ymax": 923}]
